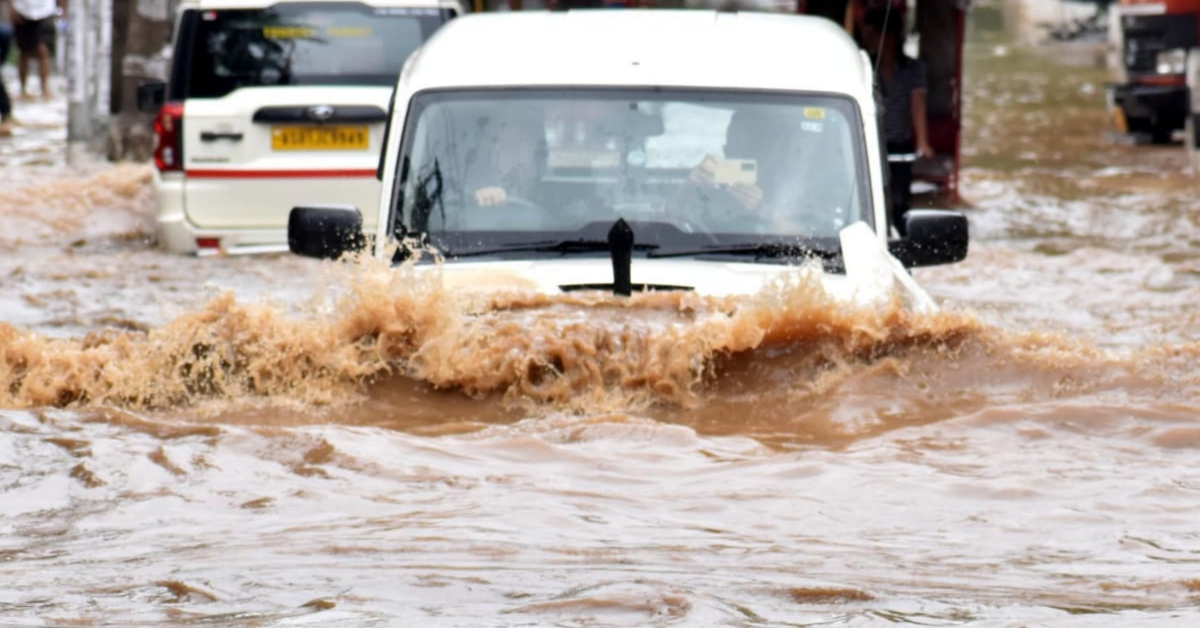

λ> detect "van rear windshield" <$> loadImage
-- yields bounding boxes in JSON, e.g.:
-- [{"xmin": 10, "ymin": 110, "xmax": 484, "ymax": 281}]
[{"xmin": 172, "ymin": 3, "xmax": 452, "ymax": 99}]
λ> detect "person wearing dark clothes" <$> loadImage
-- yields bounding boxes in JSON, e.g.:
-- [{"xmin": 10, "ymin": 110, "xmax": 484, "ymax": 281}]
[
  {"xmin": 842, "ymin": 0, "xmax": 906, "ymax": 47},
  {"xmin": 859, "ymin": 7, "xmax": 931, "ymax": 234},
  {"xmin": 5, "ymin": 0, "xmax": 62, "ymax": 100},
  {"xmin": 0, "ymin": 17, "xmax": 13, "ymax": 134},
  {"xmin": 675, "ymin": 108, "xmax": 843, "ymax": 235}
]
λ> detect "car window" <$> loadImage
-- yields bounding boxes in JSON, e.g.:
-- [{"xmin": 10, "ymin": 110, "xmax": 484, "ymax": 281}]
[
  {"xmin": 398, "ymin": 89, "xmax": 869, "ymax": 247},
  {"xmin": 179, "ymin": 3, "xmax": 451, "ymax": 99}
]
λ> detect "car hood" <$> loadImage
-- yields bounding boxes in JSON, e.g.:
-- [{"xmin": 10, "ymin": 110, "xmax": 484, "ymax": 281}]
[{"xmin": 419, "ymin": 223, "xmax": 937, "ymax": 312}]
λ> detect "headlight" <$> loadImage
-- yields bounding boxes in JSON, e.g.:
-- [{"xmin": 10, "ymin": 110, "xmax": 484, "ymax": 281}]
[{"xmin": 1156, "ymin": 48, "xmax": 1187, "ymax": 74}]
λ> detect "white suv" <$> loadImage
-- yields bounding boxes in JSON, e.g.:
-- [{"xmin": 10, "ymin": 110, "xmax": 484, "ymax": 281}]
[
  {"xmin": 138, "ymin": 0, "xmax": 465, "ymax": 255},
  {"xmin": 287, "ymin": 10, "xmax": 968, "ymax": 307}
]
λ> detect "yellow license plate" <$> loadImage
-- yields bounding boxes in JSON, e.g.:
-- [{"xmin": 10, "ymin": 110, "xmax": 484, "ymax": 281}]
[{"xmin": 271, "ymin": 125, "xmax": 369, "ymax": 151}]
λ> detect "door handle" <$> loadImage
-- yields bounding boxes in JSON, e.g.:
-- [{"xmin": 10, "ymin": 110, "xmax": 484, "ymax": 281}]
[{"xmin": 200, "ymin": 131, "xmax": 244, "ymax": 142}]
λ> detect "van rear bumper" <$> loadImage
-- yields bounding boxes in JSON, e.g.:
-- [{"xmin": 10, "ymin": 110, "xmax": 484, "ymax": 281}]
[
  {"xmin": 158, "ymin": 215, "xmax": 291, "ymax": 256},
  {"xmin": 155, "ymin": 173, "xmax": 293, "ymax": 256},
  {"xmin": 154, "ymin": 172, "xmax": 371, "ymax": 256}
]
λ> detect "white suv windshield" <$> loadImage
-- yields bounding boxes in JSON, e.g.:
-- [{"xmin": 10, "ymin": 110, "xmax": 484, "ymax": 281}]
[{"xmin": 396, "ymin": 89, "xmax": 871, "ymax": 257}]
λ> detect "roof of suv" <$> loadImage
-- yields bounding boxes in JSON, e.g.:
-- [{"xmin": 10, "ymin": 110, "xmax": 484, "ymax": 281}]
[{"xmin": 402, "ymin": 10, "xmax": 871, "ymax": 98}]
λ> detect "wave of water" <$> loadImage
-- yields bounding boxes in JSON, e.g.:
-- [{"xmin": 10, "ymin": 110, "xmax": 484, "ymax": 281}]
[{"xmin": 3, "ymin": 249, "xmax": 1197, "ymax": 455}]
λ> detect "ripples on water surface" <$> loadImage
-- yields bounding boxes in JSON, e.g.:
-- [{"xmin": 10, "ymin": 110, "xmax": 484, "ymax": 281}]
[{"xmin": 2, "ymin": 39, "xmax": 1200, "ymax": 627}]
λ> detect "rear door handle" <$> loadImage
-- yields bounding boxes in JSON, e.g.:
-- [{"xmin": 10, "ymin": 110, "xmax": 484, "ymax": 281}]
[{"xmin": 200, "ymin": 131, "xmax": 244, "ymax": 142}]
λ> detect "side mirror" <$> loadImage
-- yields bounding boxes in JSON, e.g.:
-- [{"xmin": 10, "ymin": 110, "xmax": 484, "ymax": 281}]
[
  {"xmin": 889, "ymin": 209, "xmax": 969, "ymax": 268},
  {"xmin": 288, "ymin": 205, "xmax": 366, "ymax": 260},
  {"xmin": 136, "ymin": 82, "xmax": 167, "ymax": 114}
]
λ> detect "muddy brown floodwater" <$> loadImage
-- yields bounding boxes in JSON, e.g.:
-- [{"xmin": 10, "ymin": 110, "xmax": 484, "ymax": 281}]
[{"xmin": 2, "ymin": 35, "xmax": 1200, "ymax": 627}]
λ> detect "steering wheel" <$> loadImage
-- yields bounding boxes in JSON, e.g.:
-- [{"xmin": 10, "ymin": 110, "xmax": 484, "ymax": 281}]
[
  {"xmin": 446, "ymin": 196, "xmax": 554, "ymax": 231},
  {"xmin": 501, "ymin": 196, "xmax": 540, "ymax": 210}
]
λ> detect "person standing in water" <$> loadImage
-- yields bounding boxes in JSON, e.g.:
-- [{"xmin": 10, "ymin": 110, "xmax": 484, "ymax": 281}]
[
  {"xmin": 0, "ymin": 13, "xmax": 14, "ymax": 135},
  {"xmin": 859, "ymin": 6, "xmax": 931, "ymax": 233},
  {"xmin": 5, "ymin": 0, "xmax": 62, "ymax": 101}
]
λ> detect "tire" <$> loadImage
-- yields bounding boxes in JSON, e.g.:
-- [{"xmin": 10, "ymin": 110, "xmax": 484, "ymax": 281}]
[
  {"xmin": 1123, "ymin": 115, "xmax": 1175, "ymax": 144},
  {"xmin": 1150, "ymin": 121, "xmax": 1177, "ymax": 145}
]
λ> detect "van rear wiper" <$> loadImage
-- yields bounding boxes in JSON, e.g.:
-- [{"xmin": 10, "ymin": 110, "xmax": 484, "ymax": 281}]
[
  {"xmin": 646, "ymin": 241, "xmax": 839, "ymax": 260},
  {"xmin": 439, "ymin": 239, "xmax": 658, "ymax": 258}
]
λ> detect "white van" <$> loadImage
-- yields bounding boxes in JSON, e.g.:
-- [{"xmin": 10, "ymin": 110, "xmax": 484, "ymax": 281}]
[
  {"xmin": 286, "ymin": 10, "xmax": 968, "ymax": 307},
  {"xmin": 138, "ymin": 0, "xmax": 465, "ymax": 255}
]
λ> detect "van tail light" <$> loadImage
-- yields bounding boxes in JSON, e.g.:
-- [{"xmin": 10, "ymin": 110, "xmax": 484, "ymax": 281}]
[{"xmin": 154, "ymin": 102, "xmax": 184, "ymax": 172}]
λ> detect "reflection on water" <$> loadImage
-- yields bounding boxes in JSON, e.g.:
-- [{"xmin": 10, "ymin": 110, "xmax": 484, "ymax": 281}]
[
  {"xmin": 1, "ymin": 33, "xmax": 1200, "ymax": 627},
  {"xmin": 0, "ymin": 72, "xmax": 70, "ymax": 169}
]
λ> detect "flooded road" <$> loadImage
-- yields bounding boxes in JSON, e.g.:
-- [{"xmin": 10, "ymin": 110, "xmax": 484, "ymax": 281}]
[{"xmin": 3, "ymin": 36, "xmax": 1200, "ymax": 627}]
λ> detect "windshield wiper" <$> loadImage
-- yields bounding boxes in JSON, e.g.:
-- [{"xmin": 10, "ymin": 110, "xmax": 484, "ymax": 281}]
[
  {"xmin": 411, "ymin": 159, "xmax": 444, "ymax": 232},
  {"xmin": 647, "ymin": 242, "xmax": 839, "ymax": 260},
  {"xmin": 438, "ymin": 239, "xmax": 658, "ymax": 258}
]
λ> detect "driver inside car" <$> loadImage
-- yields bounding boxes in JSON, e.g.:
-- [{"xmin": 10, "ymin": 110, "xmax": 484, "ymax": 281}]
[{"xmin": 471, "ymin": 110, "xmax": 545, "ymax": 207}]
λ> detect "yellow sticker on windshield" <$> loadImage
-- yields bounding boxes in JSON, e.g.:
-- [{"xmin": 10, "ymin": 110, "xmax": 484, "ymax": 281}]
[{"xmin": 803, "ymin": 107, "xmax": 826, "ymax": 120}]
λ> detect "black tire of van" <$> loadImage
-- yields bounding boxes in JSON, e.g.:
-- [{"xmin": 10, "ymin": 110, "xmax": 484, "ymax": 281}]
[
  {"xmin": 1123, "ymin": 114, "xmax": 1175, "ymax": 145},
  {"xmin": 1150, "ymin": 118, "xmax": 1180, "ymax": 144}
]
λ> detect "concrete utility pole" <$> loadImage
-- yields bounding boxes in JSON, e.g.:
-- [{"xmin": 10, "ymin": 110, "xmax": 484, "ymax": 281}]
[
  {"xmin": 106, "ymin": 0, "xmax": 173, "ymax": 161},
  {"xmin": 65, "ymin": 0, "xmax": 172, "ymax": 161},
  {"xmin": 65, "ymin": 0, "xmax": 112, "ymax": 158}
]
